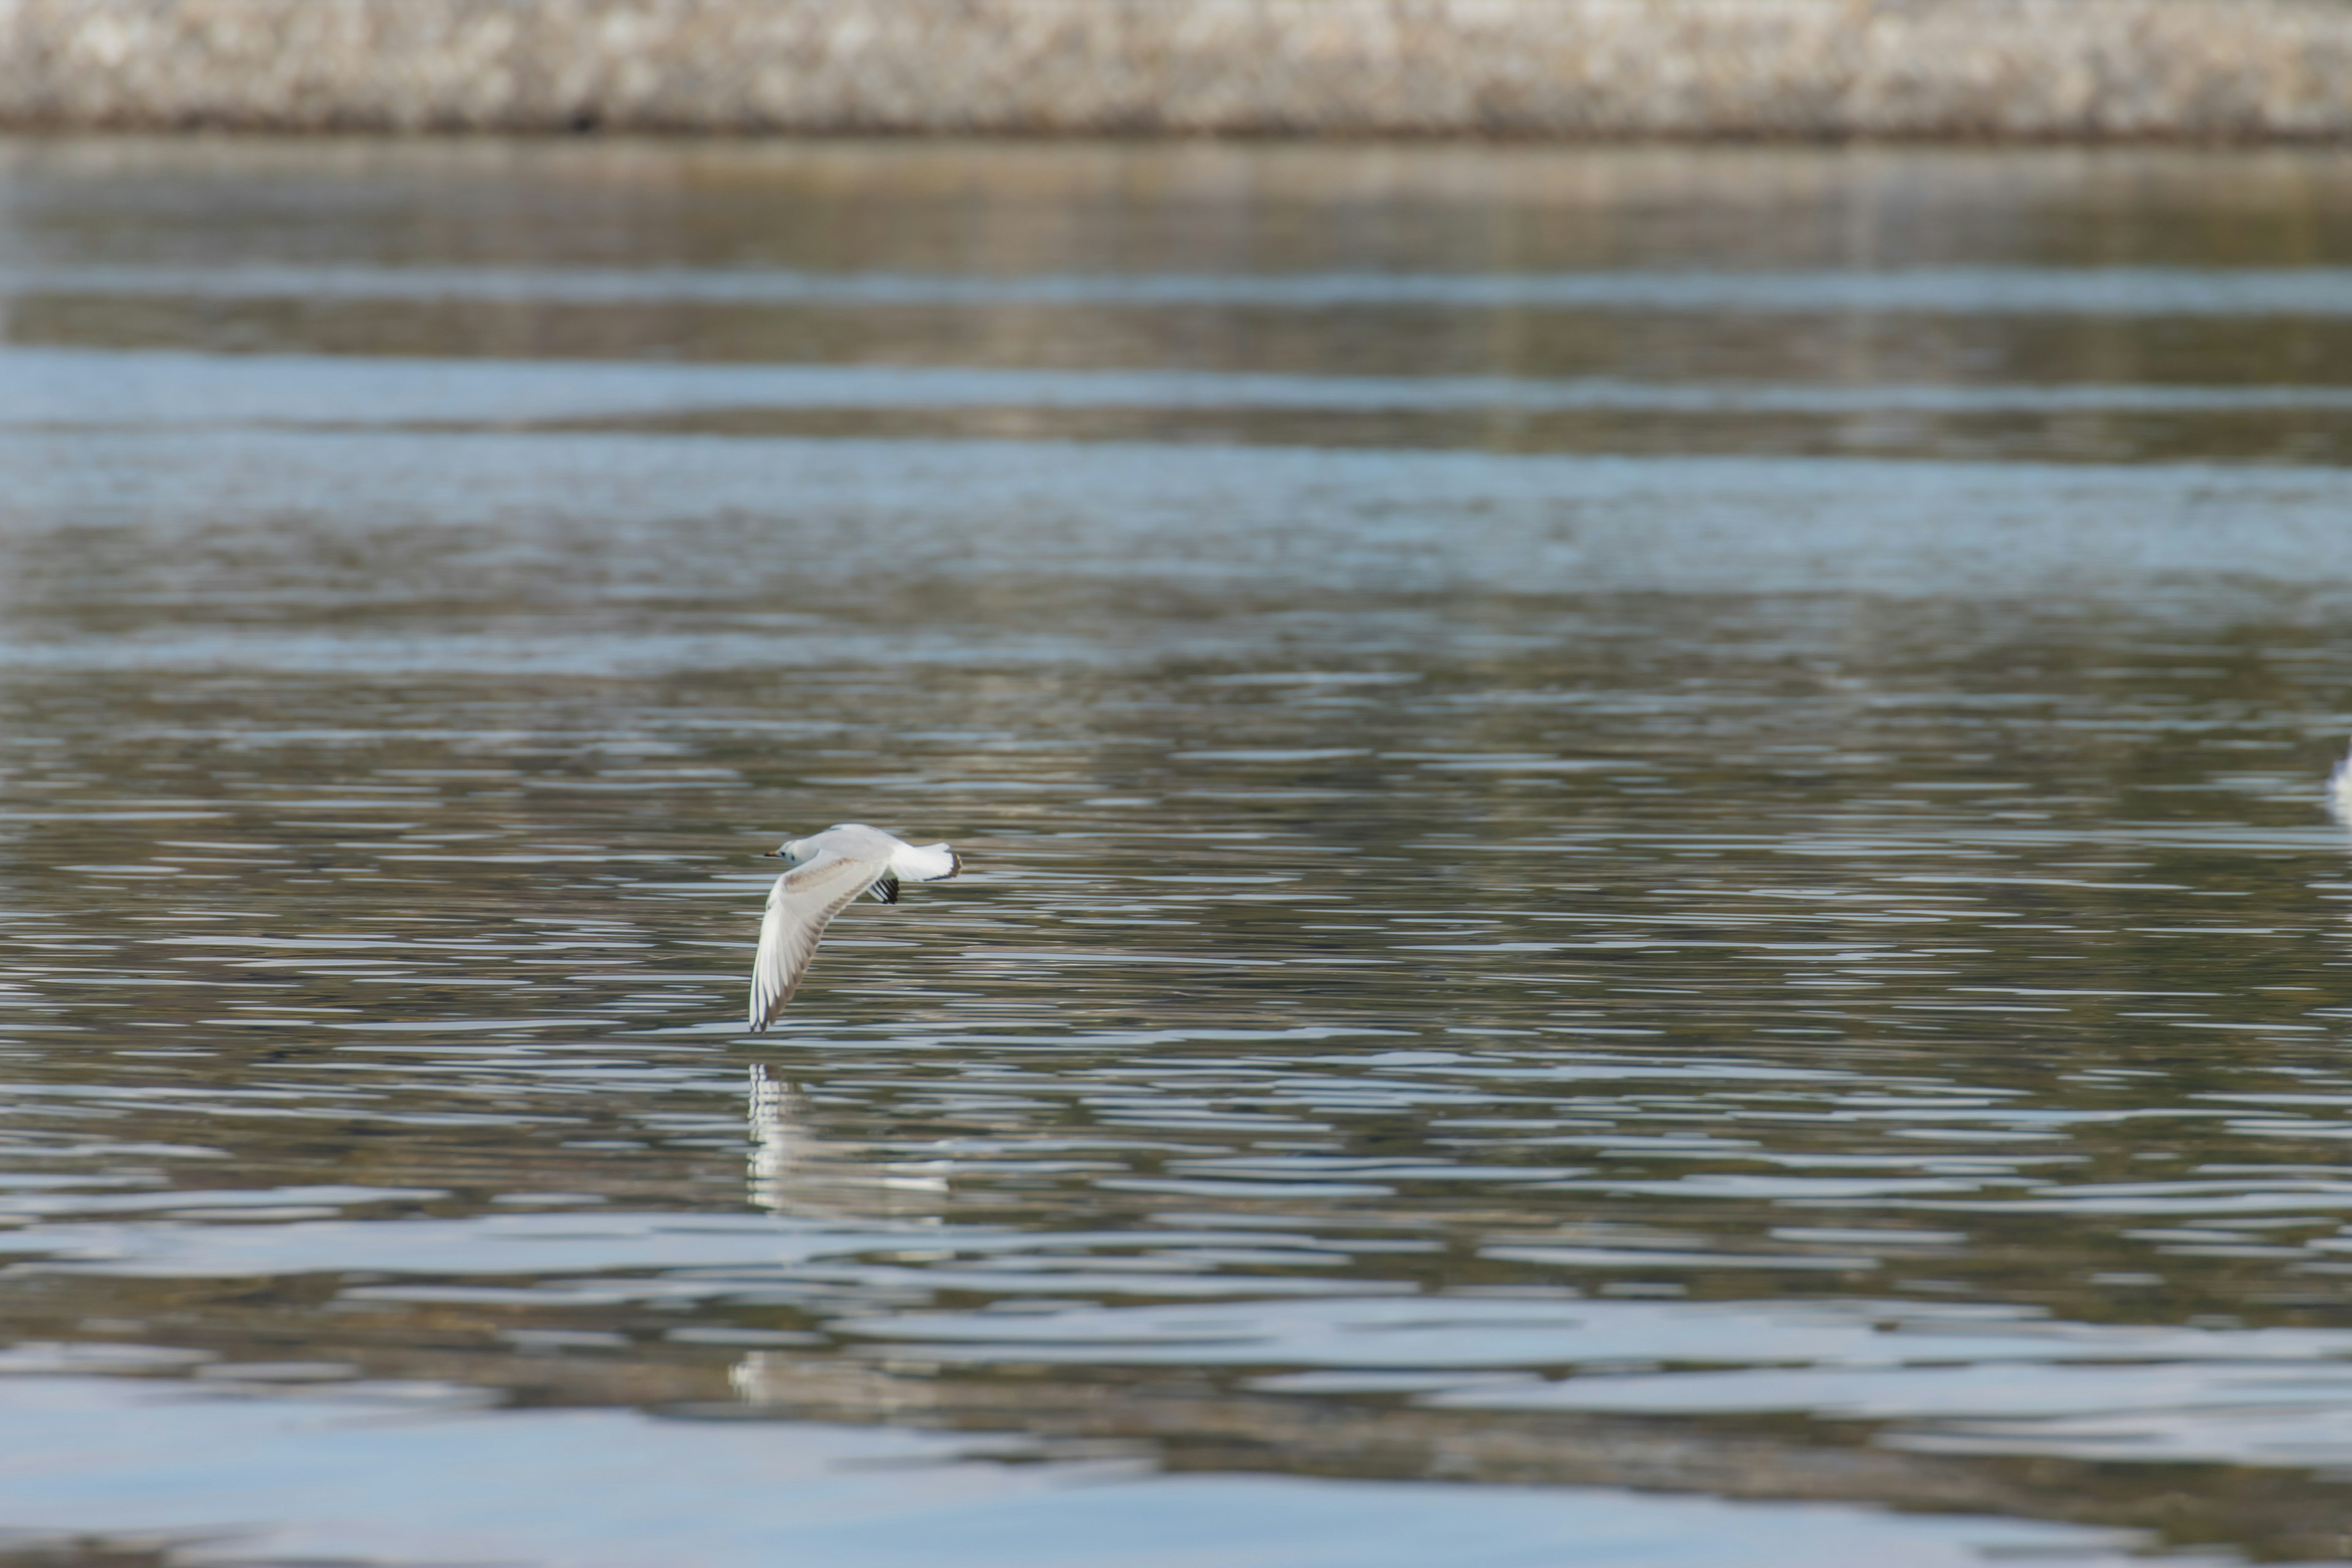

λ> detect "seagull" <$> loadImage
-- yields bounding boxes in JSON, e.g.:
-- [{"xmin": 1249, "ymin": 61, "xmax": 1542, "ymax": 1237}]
[
  {"xmin": 748, "ymin": 824, "xmax": 959, "ymax": 1030},
  {"xmin": 2332, "ymin": 742, "xmax": 2352, "ymax": 826}
]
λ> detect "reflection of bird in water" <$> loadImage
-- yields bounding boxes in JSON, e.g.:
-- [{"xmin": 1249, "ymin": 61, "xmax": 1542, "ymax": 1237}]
[
  {"xmin": 745, "ymin": 1065, "xmax": 951, "ymax": 1218},
  {"xmin": 749, "ymin": 823, "xmax": 960, "ymax": 1031},
  {"xmin": 2332, "ymin": 744, "xmax": 2352, "ymax": 827},
  {"xmin": 734, "ymin": 1069, "xmax": 954, "ymax": 1416}
]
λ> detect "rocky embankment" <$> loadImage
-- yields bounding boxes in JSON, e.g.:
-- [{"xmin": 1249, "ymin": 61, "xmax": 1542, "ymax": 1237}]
[{"xmin": 4, "ymin": 0, "xmax": 2351, "ymax": 138}]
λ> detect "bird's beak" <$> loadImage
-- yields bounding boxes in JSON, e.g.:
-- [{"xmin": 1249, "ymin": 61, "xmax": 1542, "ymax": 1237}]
[{"xmin": 758, "ymin": 851, "xmax": 782, "ymax": 858}]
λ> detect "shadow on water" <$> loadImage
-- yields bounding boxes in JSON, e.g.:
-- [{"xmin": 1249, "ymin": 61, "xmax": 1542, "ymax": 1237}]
[{"xmin": 6, "ymin": 138, "xmax": 2352, "ymax": 1564}]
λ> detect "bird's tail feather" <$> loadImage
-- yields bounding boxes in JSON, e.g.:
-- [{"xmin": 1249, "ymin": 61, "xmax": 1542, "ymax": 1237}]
[{"xmin": 899, "ymin": 842, "xmax": 960, "ymax": 881}]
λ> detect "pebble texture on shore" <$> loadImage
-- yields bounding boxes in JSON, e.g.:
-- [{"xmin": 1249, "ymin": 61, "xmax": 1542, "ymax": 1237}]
[{"xmin": 4, "ymin": 0, "xmax": 2351, "ymax": 138}]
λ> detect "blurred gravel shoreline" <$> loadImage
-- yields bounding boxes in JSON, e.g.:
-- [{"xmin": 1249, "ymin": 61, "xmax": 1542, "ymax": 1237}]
[{"xmin": 5, "ymin": 0, "xmax": 2352, "ymax": 139}]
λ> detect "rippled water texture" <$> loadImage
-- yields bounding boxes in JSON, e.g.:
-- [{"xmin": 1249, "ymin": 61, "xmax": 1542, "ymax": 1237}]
[{"xmin": 7, "ymin": 139, "xmax": 2352, "ymax": 1566}]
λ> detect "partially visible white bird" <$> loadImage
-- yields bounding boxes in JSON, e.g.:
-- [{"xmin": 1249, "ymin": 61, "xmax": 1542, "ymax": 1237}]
[
  {"xmin": 748, "ymin": 823, "xmax": 959, "ymax": 1030},
  {"xmin": 2332, "ymin": 742, "xmax": 2352, "ymax": 826}
]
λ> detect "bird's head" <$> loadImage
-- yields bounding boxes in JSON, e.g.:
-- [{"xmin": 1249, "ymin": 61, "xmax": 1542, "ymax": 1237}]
[{"xmin": 764, "ymin": 837, "xmax": 810, "ymax": 866}]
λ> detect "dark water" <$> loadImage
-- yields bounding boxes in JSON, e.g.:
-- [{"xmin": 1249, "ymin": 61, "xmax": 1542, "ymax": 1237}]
[{"xmin": 6, "ymin": 138, "xmax": 2352, "ymax": 1566}]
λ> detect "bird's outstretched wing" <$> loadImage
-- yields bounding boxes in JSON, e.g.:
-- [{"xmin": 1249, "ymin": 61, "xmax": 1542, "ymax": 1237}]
[{"xmin": 749, "ymin": 850, "xmax": 890, "ymax": 1030}]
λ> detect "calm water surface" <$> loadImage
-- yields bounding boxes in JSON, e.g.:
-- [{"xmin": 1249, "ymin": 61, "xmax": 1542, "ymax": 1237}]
[{"xmin": 6, "ymin": 138, "xmax": 2352, "ymax": 1566}]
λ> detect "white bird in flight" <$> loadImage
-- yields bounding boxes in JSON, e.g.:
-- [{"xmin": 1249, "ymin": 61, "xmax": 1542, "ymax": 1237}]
[{"xmin": 748, "ymin": 823, "xmax": 960, "ymax": 1030}]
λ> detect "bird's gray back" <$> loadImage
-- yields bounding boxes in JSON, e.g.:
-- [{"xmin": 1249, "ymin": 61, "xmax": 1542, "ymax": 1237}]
[{"xmin": 804, "ymin": 823, "xmax": 901, "ymax": 865}]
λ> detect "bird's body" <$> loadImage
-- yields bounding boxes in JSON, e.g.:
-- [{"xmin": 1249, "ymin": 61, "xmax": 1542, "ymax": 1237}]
[{"xmin": 748, "ymin": 823, "xmax": 959, "ymax": 1030}]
